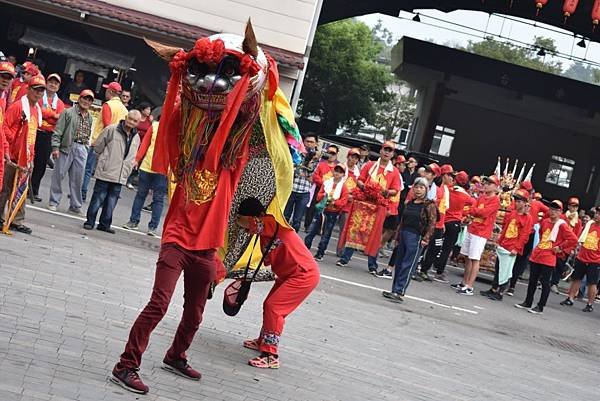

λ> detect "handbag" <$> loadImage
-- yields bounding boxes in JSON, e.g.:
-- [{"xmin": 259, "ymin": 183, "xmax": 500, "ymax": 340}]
[{"xmin": 223, "ymin": 223, "xmax": 279, "ymax": 316}]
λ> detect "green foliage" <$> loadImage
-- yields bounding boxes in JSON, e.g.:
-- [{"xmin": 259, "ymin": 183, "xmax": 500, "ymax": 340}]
[
  {"xmin": 298, "ymin": 19, "xmax": 393, "ymax": 134},
  {"xmin": 463, "ymin": 36, "xmax": 562, "ymax": 74}
]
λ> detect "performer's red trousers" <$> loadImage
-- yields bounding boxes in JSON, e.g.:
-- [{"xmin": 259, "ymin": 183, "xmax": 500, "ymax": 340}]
[
  {"xmin": 258, "ymin": 266, "xmax": 320, "ymax": 355},
  {"xmin": 119, "ymin": 243, "xmax": 216, "ymax": 368}
]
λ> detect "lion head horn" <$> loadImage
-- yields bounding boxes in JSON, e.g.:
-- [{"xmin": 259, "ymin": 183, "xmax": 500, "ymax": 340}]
[
  {"xmin": 242, "ymin": 19, "xmax": 259, "ymax": 58},
  {"xmin": 144, "ymin": 38, "xmax": 181, "ymax": 62}
]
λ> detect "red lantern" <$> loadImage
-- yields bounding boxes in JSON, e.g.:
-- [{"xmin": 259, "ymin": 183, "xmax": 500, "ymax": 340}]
[
  {"xmin": 593, "ymin": 0, "xmax": 600, "ymax": 31},
  {"xmin": 563, "ymin": 0, "xmax": 578, "ymax": 22},
  {"xmin": 535, "ymin": 0, "xmax": 548, "ymax": 16}
]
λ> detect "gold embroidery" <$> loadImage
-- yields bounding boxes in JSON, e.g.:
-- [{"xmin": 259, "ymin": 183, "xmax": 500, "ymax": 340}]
[
  {"xmin": 583, "ymin": 231, "xmax": 599, "ymax": 251},
  {"xmin": 345, "ymin": 176, "xmax": 357, "ymax": 191},
  {"xmin": 505, "ymin": 219, "xmax": 519, "ymax": 239},
  {"xmin": 538, "ymin": 229, "xmax": 552, "ymax": 250},
  {"xmin": 478, "ymin": 203, "xmax": 485, "ymax": 209},
  {"xmin": 189, "ymin": 168, "xmax": 218, "ymax": 204}
]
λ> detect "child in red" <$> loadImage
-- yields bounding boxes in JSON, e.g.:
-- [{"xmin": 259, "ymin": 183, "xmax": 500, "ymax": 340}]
[
  {"xmin": 515, "ymin": 200, "xmax": 578, "ymax": 314},
  {"xmin": 236, "ymin": 198, "xmax": 320, "ymax": 368}
]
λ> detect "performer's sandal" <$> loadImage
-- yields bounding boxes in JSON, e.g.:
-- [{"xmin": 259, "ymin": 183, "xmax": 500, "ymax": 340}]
[
  {"xmin": 243, "ymin": 338, "xmax": 260, "ymax": 350},
  {"xmin": 248, "ymin": 354, "xmax": 279, "ymax": 369}
]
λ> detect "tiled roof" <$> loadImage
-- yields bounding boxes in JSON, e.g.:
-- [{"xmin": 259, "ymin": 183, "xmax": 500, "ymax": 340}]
[{"xmin": 42, "ymin": 0, "xmax": 304, "ymax": 69}]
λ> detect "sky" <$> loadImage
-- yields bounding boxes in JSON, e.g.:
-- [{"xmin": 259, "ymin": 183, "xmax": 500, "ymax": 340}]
[{"xmin": 358, "ymin": 9, "xmax": 600, "ymax": 70}]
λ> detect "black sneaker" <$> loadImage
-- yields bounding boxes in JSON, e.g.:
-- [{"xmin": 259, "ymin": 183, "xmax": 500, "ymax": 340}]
[
  {"xmin": 506, "ymin": 287, "xmax": 515, "ymax": 297},
  {"xmin": 417, "ymin": 271, "xmax": 432, "ymax": 282},
  {"xmin": 83, "ymin": 223, "xmax": 93, "ymax": 230},
  {"xmin": 480, "ymin": 289, "xmax": 494, "ymax": 297},
  {"xmin": 10, "ymin": 224, "xmax": 32, "ymax": 234},
  {"xmin": 375, "ymin": 269, "xmax": 393, "ymax": 279},
  {"xmin": 368, "ymin": 268, "xmax": 378, "ymax": 276},
  {"xmin": 412, "ymin": 274, "xmax": 423, "ymax": 282},
  {"xmin": 450, "ymin": 282, "xmax": 464, "ymax": 289},
  {"xmin": 582, "ymin": 304, "xmax": 594, "ymax": 313},
  {"xmin": 382, "ymin": 291, "xmax": 404, "ymax": 303},
  {"xmin": 514, "ymin": 302, "xmax": 531, "ymax": 309},
  {"xmin": 488, "ymin": 291, "xmax": 503, "ymax": 301},
  {"xmin": 560, "ymin": 298, "xmax": 574, "ymax": 306},
  {"xmin": 162, "ymin": 357, "xmax": 201, "ymax": 380},
  {"xmin": 97, "ymin": 226, "xmax": 116, "ymax": 234},
  {"xmin": 110, "ymin": 364, "xmax": 149, "ymax": 394},
  {"xmin": 314, "ymin": 253, "xmax": 323, "ymax": 261},
  {"xmin": 335, "ymin": 260, "xmax": 349, "ymax": 267},
  {"xmin": 528, "ymin": 305, "xmax": 543, "ymax": 314}
]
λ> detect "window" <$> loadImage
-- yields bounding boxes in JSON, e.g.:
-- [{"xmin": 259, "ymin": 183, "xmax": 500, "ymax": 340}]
[
  {"xmin": 430, "ymin": 125, "xmax": 455, "ymax": 157},
  {"xmin": 545, "ymin": 155, "xmax": 575, "ymax": 188}
]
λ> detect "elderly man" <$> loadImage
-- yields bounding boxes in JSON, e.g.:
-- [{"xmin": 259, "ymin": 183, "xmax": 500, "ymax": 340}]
[
  {"xmin": 0, "ymin": 75, "xmax": 45, "ymax": 234},
  {"xmin": 48, "ymin": 89, "xmax": 95, "ymax": 214},
  {"xmin": 8, "ymin": 61, "xmax": 39, "ymax": 106},
  {"xmin": 31, "ymin": 73, "xmax": 65, "ymax": 202},
  {"xmin": 84, "ymin": 110, "xmax": 141, "ymax": 233},
  {"xmin": 82, "ymin": 81, "xmax": 128, "ymax": 201}
]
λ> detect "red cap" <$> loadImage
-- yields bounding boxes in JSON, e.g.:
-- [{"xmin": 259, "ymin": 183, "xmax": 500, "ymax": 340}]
[
  {"xmin": 47, "ymin": 73, "xmax": 62, "ymax": 83},
  {"xmin": 484, "ymin": 175, "xmax": 500, "ymax": 186},
  {"xmin": 425, "ymin": 163, "xmax": 441, "ymax": 177},
  {"xmin": 347, "ymin": 148, "xmax": 360, "ymax": 157},
  {"xmin": 440, "ymin": 164, "xmax": 454, "ymax": 175},
  {"xmin": 102, "ymin": 81, "xmax": 122, "ymax": 92},
  {"xmin": 0, "ymin": 61, "xmax": 16, "ymax": 77},
  {"xmin": 533, "ymin": 192, "xmax": 542, "ymax": 200},
  {"xmin": 455, "ymin": 171, "xmax": 469, "ymax": 186},
  {"xmin": 79, "ymin": 89, "xmax": 95, "ymax": 99},
  {"xmin": 334, "ymin": 164, "xmax": 346, "ymax": 173},
  {"xmin": 23, "ymin": 62, "xmax": 40, "ymax": 76},
  {"xmin": 567, "ymin": 197, "xmax": 579, "ymax": 206},
  {"xmin": 549, "ymin": 200, "xmax": 564, "ymax": 211},
  {"xmin": 513, "ymin": 189, "xmax": 530, "ymax": 201},
  {"xmin": 381, "ymin": 140, "xmax": 396, "ymax": 150},
  {"xmin": 519, "ymin": 181, "xmax": 533, "ymax": 192},
  {"xmin": 28, "ymin": 74, "xmax": 46, "ymax": 89},
  {"xmin": 395, "ymin": 155, "xmax": 406, "ymax": 164}
]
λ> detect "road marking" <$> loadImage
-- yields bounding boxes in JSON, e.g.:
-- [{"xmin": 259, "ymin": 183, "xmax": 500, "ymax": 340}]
[
  {"xmin": 319, "ymin": 274, "xmax": 479, "ymax": 315},
  {"xmin": 26, "ymin": 205, "xmax": 163, "ymax": 239}
]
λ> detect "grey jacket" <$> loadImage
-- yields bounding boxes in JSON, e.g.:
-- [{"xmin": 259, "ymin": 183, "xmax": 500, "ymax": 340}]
[
  {"xmin": 93, "ymin": 121, "xmax": 140, "ymax": 185},
  {"xmin": 51, "ymin": 105, "xmax": 93, "ymax": 153}
]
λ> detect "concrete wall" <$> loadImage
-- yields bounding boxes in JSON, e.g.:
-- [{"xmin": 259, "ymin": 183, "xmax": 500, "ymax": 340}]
[{"xmin": 98, "ymin": 0, "xmax": 317, "ymax": 55}]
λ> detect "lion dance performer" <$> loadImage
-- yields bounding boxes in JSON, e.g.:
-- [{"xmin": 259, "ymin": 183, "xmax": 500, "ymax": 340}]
[{"xmin": 111, "ymin": 21, "xmax": 302, "ymax": 394}]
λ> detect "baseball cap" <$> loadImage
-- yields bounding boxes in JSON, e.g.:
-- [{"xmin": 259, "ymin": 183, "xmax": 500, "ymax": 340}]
[
  {"xmin": 381, "ymin": 141, "xmax": 396, "ymax": 151},
  {"xmin": 334, "ymin": 164, "xmax": 346, "ymax": 173},
  {"xmin": 28, "ymin": 75, "xmax": 46, "ymax": 89},
  {"xmin": 549, "ymin": 200, "xmax": 564, "ymax": 211},
  {"xmin": 47, "ymin": 73, "xmax": 62, "ymax": 83},
  {"xmin": 79, "ymin": 89, "xmax": 95, "ymax": 100},
  {"xmin": 347, "ymin": 148, "xmax": 360, "ymax": 157},
  {"xmin": 513, "ymin": 189, "xmax": 530, "ymax": 201},
  {"xmin": 424, "ymin": 163, "xmax": 441, "ymax": 177},
  {"xmin": 519, "ymin": 181, "xmax": 533, "ymax": 192},
  {"xmin": 395, "ymin": 155, "xmax": 407, "ymax": 164},
  {"xmin": 23, "ymin": 62, "xmax": 40, "ymax": 76},
  {"xmin": 360, "ymin": 144, "xmax": 369, "ymax": 151},
  {"xmin": 102, "ymin": 81, "xmax": 122, "ymax": 92},
  {"xmin": 440, "ymin": 164, "xmax": 454, "ymax": 175},
  {"xmin": 455, "ymin": 171, "xmax": 469, "ymax": 186},
  {"xmin": 0, "ymin": 61, "xmax": 16, "ymax": 77},
  {"xmin": 483, "ymin": 175, "xmax": 500, "ymax": 186},
  {"xmin": 567, "ymin": 197, "xmax": 579, "ymax": 206}
]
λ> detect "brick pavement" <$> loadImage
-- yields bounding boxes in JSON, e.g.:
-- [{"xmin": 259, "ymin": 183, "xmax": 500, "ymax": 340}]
[{"xmin": 1, "ymin": 202, "xmax": 599, "ymax": 400}]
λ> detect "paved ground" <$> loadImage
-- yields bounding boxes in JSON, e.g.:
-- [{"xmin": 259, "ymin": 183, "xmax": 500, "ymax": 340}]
[{"xmin": 1, "ymin": 172, "xmax": 599, "ymax": 401}]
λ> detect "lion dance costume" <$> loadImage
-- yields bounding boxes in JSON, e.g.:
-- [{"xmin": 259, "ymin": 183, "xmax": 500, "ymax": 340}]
[{"xmin": 111, "ymin": 21, "xmax": 303, "ymax": 394}]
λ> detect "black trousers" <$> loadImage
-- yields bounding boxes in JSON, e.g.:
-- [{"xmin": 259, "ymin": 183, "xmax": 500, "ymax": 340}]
[
  {"xmin": 31, "ymin": 130, "xmax": 52, "ymax": 196},
  {"xmin": 524, "ymin": 262, "xmax": 553, "ymax": 309},
  {"xmin": 433, "ymin": 221, "xmax": 461, "ymax": 275},
  {"xmin": 420, "ymin": 228, "xmax": 444, "ymax": 274},
  {"xmin": 551, "ymin": 257, "xmax": 567, "ymax": 286},
  {"xmin": 509, "ymin": 232, "xmax": 535, "ymax": 289},
  {"xmin": 303, "ymin": 185, "xmax": 320, "ymax": 232},
  {"xmin": 491, "ymin": 257, "xmax": 509, "ymax": 292}
]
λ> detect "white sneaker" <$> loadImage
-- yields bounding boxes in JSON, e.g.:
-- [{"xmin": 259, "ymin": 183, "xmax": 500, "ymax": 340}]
[
  {"xmin": 47, "ymin": 205, "xmax": 57, "ymax": 212},
  {"xmin": 457, "ymin": 287, "xmax": 474, "ymax": 296}
]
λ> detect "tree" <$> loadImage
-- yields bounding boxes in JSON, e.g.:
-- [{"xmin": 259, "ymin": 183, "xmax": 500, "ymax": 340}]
[
  {"xmin": 564, "ymin": 61, "xmax": 600, "ymax": 85},
  {"xmin": 463, "ymin": 36, "xmax": 562, "ymax": 75},
  {"xmin": 298, "ymin": 19, "xmax": 392, "ymax": 135},
  {"xmin": 372, "ymin": 79, "xmax": 417, "ymax": 140}
]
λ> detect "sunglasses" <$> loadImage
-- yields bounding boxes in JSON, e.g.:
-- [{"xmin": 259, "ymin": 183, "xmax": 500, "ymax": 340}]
[
  {"xmin": 327, "ymin": 151, "xmax": 337, "ymax": 155},
  {"xmin": 81, "ymin": 96, "xmax": 94, "ymax": 101},
  {"xmin": 383, "ymin": 147, "xmax": 394, "ymax": 152}
]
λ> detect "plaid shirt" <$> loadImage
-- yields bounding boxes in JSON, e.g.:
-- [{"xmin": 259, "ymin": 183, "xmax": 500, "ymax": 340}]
[
  {"xmin": 292, "ymin": 155, "xmax": 316, "ymax": 193},
  {"xmin": 73, "ymin": 105, "xmax": 92, "ymax": 144}
]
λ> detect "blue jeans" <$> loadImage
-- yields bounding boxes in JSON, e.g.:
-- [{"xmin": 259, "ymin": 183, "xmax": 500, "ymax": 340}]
[
  {"xmin": 85, "ymin": 179, "xmax": 122, "ymax": 229},
  {"xmin": 284, "ymin": 191, "xmax": 310, "ymax": 231},
  {"xmin": 392, "ymin": 230, "xmax": 423, "ymax": 295},
  {"xmin": 129, "ymin": 170, "xmax": 167, "ymax": 230},
  {"xmin": 304, "ymin": 210, "xmax": 339, "ymax": 256},
  {"xmin": 82, "ymin": 146, "xmax": 96, "ymax": 200},
  {"xmin": 339, "ymin": 247, "xmax": 379, "ymax": 271}
]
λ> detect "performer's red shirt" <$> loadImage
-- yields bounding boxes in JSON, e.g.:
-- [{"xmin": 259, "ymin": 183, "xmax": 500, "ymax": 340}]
[
  {"xmin": 564, "ymin": 214, "xmax": 583, "ymax": 237},
  {"xmin": 341, "ymin": 165, "xmax": 359, "ymax": 214},
  {"xmin": 316, "ymin": 178, "xmax": 349, "ymax": 213},
  {"xmin": 497, "ymin": 210, "xmax": 533, "ymax": 255},
  {"xmin": 312, "ymin": 160, "xmax": 337, "ymax": 188},
  {"xmin": 3, "ymin": 99, "xmax": 40, "ymax": 164},
  {"xmin": 435, "ymin": 185, "xmax": 448, "ymax": 229},
  {"xmin": 577, "ymin": 222, "xmax": 600, "ymax": 265},
  {"xmin": 38, "ymin": 94, "xmax": 65, "ymax": 133},
  {"xmin": 467, "ymin": 193, "xmax": 500, "ymax": 239},
  {"xmin": 358, "ymin": 160, "xmax": 401, "ymax": 215},
  {"xmin": 8, "ymin": 78, "xmax": 27, "ymax": 106},
  {"xmin": 529, "ymin": 218, "xmax": 578, "ymax": 267},
  {"xmin": 247, "ymin": 215, "xmax": 319, "ymax": 278},
  {"xmin": 529, "ymin": 199, "xmax": 549, "ymax": 225},
  {"xmin": 445, "ymin": 186, "xmax": 475, "ymax": 223},
  {"xmin": 0, "ymin": 97, "xmax": 7, "ymax": 188}
]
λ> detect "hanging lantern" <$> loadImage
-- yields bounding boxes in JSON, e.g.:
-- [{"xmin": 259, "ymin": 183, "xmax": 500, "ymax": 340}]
[
  {"xmin": 535, "ymin": 0, "xmax": 548, "ymax": 16},
  {"xmin": 593, "ymin": 0, "xmax": 600, "ymax": 31},
  {"xmin": 563, "ymin": 0, "xmax": 579, "ymax": 23}
]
